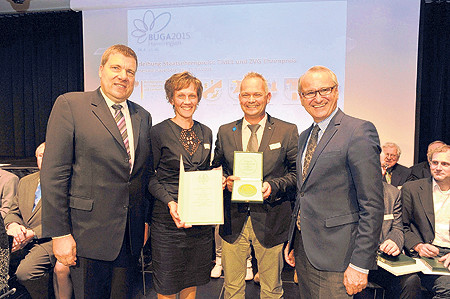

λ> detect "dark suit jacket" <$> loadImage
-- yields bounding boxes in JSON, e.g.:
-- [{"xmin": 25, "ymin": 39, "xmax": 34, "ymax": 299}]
[
  {"xmin": 401, "ymin": 178, "xmax": 438, "ymax": 256},
  {"xmin": 288, "ymin": 109, "xmax": 384, "ymax": 271},
  {"xmin": 41, "ymin": 88, "xmax": 152, "ymax": 261},
  {"xmin": 387, "ymin": 163, "xmax": 410, "ymax": 187},
  {"xmin": 380, "ymin": 182, "xmax": 403, "ymax": 249},
  {"xmin": 4, "ymin": 171, "xmax": 53, "ymax": 257},
  {"xmin": 212, "ymin": 114, "xmax": 298, "ymax": 248},
  {"xmin": 406, "ymin": 161, "xmax": 430, "ymax": 182}
]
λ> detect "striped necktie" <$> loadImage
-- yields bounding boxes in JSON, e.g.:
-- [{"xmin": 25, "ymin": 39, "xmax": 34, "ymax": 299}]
[{"xmin": 112, "ymin": 104, "xmax": 131, "ymax": 169}]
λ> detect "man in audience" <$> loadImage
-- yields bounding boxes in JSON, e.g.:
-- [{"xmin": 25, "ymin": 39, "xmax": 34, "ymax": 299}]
[
  {"xmin": 0, "ymin": 166, "xmax": 19, "ymax": 218},
  {"xmin": 285, "ymin": 65, "xmax": 384, "ymax": 298},
  {"xmin": 356, "ymin": 181, "xmax": 404, "ymax": 298},
  {"xmin": 41, "ymin": 44, "xmax": 152, "ymax": 298},
  {"xmin": 5, "ymin": 143, "xmax": 56, "ymax": 298},
  {"xmin": 381, "ymin": 142, "xmax": 410, "ymax": 187},
  {"xmin": 407, "ymin": 140, "xmax": 446, "ymax": 182},
  {"xmin": 401, "ymin": 144, "xmax": 450, "ymax": 297},
  {"xmin": 212, "ymin": 72, "xmax": 298, "ymax": 298}
]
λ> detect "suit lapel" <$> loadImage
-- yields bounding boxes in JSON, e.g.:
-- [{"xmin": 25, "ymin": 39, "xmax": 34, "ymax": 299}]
[
  {"xmin": 259, "ymin": 115, "xmax": 274, "ymax": 152},
  {"xmin": 419, "ymin": 178, "xmax": 435, "ymax": 232},
  {"xmin": 25, "ymin": 173, "xmax": 40, "ymax": 222},
  {"xmin": 233, "ymin": 119, "xmax": 244, "ymax": 151},
  {"xmin": 302, "ymin": 110, "xmax": 342, "ymax": 183},
  {"xmin": 128, "ymin": 101, "xmax": 142, "ymax": 152},
  {"xmin": 91, "ymin": 89, "xmax": 127, "ymax": 153}
]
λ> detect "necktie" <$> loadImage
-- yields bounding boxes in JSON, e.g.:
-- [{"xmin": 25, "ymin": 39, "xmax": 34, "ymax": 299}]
[
  {"xmin": 385, "ymin": 171, "xmax": 392, "ymax": 184},
  {"xmin": 297, "ymin": 124, "xmax": 320, "ymax": 230},
  {"xmin": 302, "ymin": 125, "xmax": 320, "ymax": 181},
  {"xmin": 32, "ymin": 183, "xmax": 41, "ymax": 212},
  {"xmin": 112, "ymin": 104, "xmax": 131, "ymax": 168},
  {"xmin": 246, "ymin": 124, "xmax": 260, "ymax": 152}
]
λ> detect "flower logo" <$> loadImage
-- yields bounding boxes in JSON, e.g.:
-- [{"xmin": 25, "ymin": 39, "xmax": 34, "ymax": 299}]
[{"xmin": 132, "ymin": 10, "xmax": 171, "ymax": 43}]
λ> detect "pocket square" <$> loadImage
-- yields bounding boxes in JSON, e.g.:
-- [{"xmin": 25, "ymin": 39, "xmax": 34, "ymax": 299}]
[{"xmin": 269, "ymin": 142, "xmax": 281, "ymax": 150}]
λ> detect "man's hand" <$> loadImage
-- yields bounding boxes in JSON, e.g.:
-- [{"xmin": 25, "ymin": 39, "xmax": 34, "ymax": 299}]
[
  {"xmin": 168, "ymin": 201, "xmax": 192, "ymax": 229},
  {"xmin": 7, "ymin": 223, "xmax": 35, "ymax": 252},
  {"xmin": 438, "ymin": 253, "xmax": 450, "ymax": 270},
  {"xmin": 226, "ymin": 175, "xmax": 240, "ymax": 192},
  {"xmin": 53, "ymin": 235, "xmax": 77, "ymax": 267},
  {"xmin": 284, "ymin": 243, "xmax": 295, "ymax": 267},
  {"xmin": 343, "ymin": 266, "xmax": 368, "ymax": 295},
  {"xmin": 414, "ymin": 243, "xmax": 439, "ymax": 257},
  {"xmin": 7, "ymin": 222, "xmax": 27, "ymax": 243},
  {"xmin": 379, "ymin": 239, "xmax": 401, "ymax": 256},
  {"xmin": 262, "ymin": 182, "xmax": 272, "ymax": 199}
]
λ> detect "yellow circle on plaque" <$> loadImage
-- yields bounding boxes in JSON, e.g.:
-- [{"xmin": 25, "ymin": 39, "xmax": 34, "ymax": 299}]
[{"xmin": 238, "ymin": 184, "xmax": 257, "ymax": 197}]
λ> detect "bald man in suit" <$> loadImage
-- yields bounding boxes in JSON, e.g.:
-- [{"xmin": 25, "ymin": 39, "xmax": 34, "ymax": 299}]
[{"xmin": 212, "ymin": 72, "xmax": 298, "ymax": 298}]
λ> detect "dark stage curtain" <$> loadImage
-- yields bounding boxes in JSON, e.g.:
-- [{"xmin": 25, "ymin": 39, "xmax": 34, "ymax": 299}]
[
  {"xmin": 0, "ymin": 11, "xmax": 83, "ymax": 158},
  {"xmin": 415, "ymin": 0, "xmax": 450, "ymax": 162}
]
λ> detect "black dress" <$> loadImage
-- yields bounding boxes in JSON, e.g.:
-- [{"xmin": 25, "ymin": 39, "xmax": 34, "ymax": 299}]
[{"xmin": 149, "ymin": 119, "xmax": 213, "ymax": 295}]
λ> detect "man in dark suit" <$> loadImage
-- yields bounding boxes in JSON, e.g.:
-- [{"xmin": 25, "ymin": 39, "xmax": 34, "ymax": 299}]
[
  {"xmin": 285, "ymin": 66, "xmax": 384, "ymax": 298},
  {"xmin": 5, "ymin": 143, "xmax": 55, "ymax": 298},
  {"xmin": 381, "ymin": 142, "xmax": 410, "ymax": 187},
  {"xmin": 406, "ymin": 140, "xmax": 446, "ymax": 182},
  {"xmin": 212, "ymin": 72, "xmax": 298, "ymax": 298},
  {"xmin": 0, "ymin": 167, "xmax": 19, "ymax": 218},
  {"xmin": 41, "ymin": 45, "xmax": 152, "ymax": 298},
  {"xmin": 401, "ymin": 144, "xmax": 450, "ymax": 298}
]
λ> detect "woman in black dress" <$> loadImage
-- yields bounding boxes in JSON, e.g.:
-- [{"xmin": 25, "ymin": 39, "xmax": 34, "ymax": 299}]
[{"xmin": 149, "ymin": 72, "xmax": 213, "ymax": 299}]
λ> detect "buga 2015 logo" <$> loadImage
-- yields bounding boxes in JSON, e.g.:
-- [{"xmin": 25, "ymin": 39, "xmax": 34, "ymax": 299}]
[{"xmin": 131, "ymin": 10, "xmax": 191, "ymax": 44}]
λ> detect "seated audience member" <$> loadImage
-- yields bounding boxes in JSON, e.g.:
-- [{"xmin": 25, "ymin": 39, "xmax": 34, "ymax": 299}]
[
  {"xmin": 407, "ymin": 140, "xmax": 446, "ymax": 182},
  {"xmin": 355, "ymin": 181, "xmax": 404, "ymax": 298},
  {"xmin": 381, "ymin": 142, "xmax": 411, "ymax": 187},
  {"xmin": 401, "ymin": 144, "xmax": 450, "ymax": 298},
  {"xmin": 4, "ymin": 143, "xmax": 72, "ymax": 299},
  {"xmin": 0, "ymin": 167, "xmax": 19, "ymax": 218}
]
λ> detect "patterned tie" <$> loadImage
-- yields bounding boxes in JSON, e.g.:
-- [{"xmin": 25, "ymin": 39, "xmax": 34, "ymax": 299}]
[
  {"xmin": 112, "ymin": 104, "xmax": 131, "ymax": 168},
  {"xmin": 246, "ymin": 124, "xmax": 261, "ymax": 152},
  {"xmin": 32, "ymin": 182, "xmax": 41, "ymax": 212},
  {"xmin": 297, "ymin": 124, "xmax": 320, "ymax": 230},
  {"xmin": 302, "ymin": 125, "xmax": 320, "ymax": 181},
  {"xmin": 385, "ymin": 171, "xmax": 392, "ymax": 184}
]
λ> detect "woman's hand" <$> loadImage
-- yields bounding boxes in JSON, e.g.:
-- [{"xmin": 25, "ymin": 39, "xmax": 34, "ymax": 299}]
[{"xmin": 168, "ymin": 201, "xmax": 192, "ymax": 229}]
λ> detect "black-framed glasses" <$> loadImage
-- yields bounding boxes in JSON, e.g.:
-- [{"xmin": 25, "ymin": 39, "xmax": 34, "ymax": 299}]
[{"xmin": 301, "ymin": 85, "xmax": 337, "ymax": 99}]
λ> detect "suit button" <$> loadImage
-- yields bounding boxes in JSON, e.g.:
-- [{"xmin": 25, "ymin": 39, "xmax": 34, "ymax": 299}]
[
  {"xmin": 124, "ymin": 158, "xmax": 129, "ymax": 163},
  {"xmin": 123, "ymin": 205, "xmax": 128, "ymax": 209}
]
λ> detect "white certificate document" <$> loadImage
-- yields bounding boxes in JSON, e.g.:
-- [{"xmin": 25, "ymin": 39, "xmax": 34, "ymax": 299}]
[
  {"xmin": 178, "ymin": 156, "xmax": 224, "ymax": 225},
  {"xmin": 232, "ymin": 151, "xmax": 263, "ymax": 203}
]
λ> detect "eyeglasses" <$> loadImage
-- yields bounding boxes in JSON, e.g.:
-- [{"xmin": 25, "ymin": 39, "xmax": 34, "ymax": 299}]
[
  {"xmin": 240, "ymin": 92, "xmax": 265, "ymax": 100},
  {"xmin": 301, "ymin": 85, "xmax": 337, "ymax": 99}
]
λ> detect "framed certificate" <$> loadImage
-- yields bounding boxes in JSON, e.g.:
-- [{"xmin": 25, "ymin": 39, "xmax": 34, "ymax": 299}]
[
  {"xmin": 178, "ymin": 156, "xmax": 224, "ymax": 225},
  {"xmin": 231, "ymin": 151, "xmax": 263, "ymax": 202}
]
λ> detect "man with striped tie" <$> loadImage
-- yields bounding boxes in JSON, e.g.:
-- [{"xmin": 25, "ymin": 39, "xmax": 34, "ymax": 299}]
[{"xmin": 41, "ymin": 45, "xmax": 153, "ymax": 298}]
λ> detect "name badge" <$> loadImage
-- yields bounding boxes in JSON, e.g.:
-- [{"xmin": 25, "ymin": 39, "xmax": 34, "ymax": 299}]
[
  {"xmin": 204, "ymin": 143, "xmax": 210, "ymax": 149},
  {"xmin": 384, "ymin": 214, "xmax": 394, "ymax": 220},
  {"xmin": 269, "ymin": 142, "xmax": 281, "ymax": 150}
]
